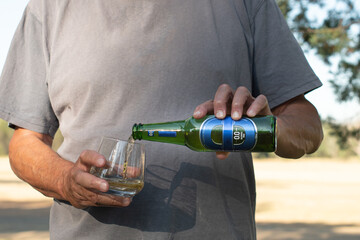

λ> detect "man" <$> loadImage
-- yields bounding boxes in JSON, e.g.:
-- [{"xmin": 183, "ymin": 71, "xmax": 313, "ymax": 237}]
[{"xmin": 0, "ymin": 0, "xmax": 322, "ymax": 239}]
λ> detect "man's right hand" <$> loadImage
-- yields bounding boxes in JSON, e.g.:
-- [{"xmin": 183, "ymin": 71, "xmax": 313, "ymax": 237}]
[
  {"xmin": 61, "ymin": 150, "xmax": 132, "ymax": 209},
  {"xmin": 9, "ymin": 128, "xmax": 132, "ymax": 209}
]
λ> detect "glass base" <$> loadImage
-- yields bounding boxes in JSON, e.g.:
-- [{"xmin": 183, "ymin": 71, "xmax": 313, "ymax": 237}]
[
  {"xmin": 105, "ymin": 188, "xmax": 136, "ymax": 198},
  {"xmin": 103, "ymin": 178, "xmax": 143, "ymax": 198}
]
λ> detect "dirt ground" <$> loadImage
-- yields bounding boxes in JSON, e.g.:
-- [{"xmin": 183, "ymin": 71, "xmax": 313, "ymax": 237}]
[
  {"xmin": 254, "ymin": 158, "xmax": 360, "ymax": 240},
  {"xmin": 0, "ymin": 157, "xmax": 359, "ymax": 240}
]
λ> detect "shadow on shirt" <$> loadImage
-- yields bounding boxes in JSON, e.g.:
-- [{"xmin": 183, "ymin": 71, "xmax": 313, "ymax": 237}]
[{"xmin": 84, "ymin": 161, "xmax": 250, "ymax": 233}]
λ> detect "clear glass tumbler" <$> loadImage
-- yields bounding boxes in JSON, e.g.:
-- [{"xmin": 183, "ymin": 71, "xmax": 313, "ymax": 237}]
[{"xmin": 90, "ymin": 137, "xmax": 145, "ymax": 198}]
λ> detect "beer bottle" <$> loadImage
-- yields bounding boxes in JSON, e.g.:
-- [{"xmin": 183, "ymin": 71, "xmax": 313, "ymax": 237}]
[{"xmin": 132, "ymin": 115, "xmax": 276, "ymax": 152}]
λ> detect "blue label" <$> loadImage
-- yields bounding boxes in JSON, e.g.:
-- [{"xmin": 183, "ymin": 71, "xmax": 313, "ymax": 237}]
[
  {"xmin": 148, "ymin": 131, "xmax": 177, "ymax": 137},
  {"xmin": 199, "ymin": 116, "xmax": 257, "ymax": 151},
  {"xmin": 158, "ymin": 131, "xmax": 177, "ymax": 137}
]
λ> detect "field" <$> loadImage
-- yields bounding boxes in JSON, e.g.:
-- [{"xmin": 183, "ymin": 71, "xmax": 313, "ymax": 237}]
[
  {"xmin": 255, "ymin": 158, "xmax": 360, "ymax": 240},
  {"xmin": 0, "ymin": 157, "xmax": 359, "ymax": 240}
]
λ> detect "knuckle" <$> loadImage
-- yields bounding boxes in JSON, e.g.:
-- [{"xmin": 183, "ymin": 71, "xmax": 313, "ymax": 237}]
[
  {"xmin": 88, "ymin": 177, "xmax": 97, "ymax": 188},
  {"xmin": 262, "ymin": 94, "xmax": 268, "ymax": 101},
  {"xmin": 219, "ymin": 83, "xmax": 231, "ymax": 89},
  {"xmin": 70, "ymin": 168, "xmax": 78, "ymax": 180},
  {"xmin": 73, "ymin": 170, "xmax": 84, "ymax": 183},
  {"xmin": 236, "ymin": 86, "xmax": 249, "ymax": 93},
  {"xmin": 89, "ymin": 193, "xmax": 100, "ymax": 204},
  {"xmin": 214, "ymin": 101, "xmax": 225, "ymax": 110},
  {"xmin": 232, "ymin": 101, "xmax": 242, "ymax": 107},
  {"xmin": 258, "ymin": 94, "xmax": 268, "ymax": 104},
  {"xmin": 214, "ymin": 99, "xmax": 224, "ymax": 105},
  {"xmin": 79, "ymin": 150, "xmax": 88, "ymax": 160},
  {"xmin": 110, "ymin": 198, "xmax": 119, "ymax": 206},
  {"xmin": 72, "ymin": 202, "xmax": 83, "ymax": 209},
  {"xmin": 236, "ymin": 87, "xmax": 251, "ymax": 98}
]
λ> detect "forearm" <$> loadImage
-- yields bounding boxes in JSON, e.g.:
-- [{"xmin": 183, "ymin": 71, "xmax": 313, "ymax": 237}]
[
  {"xmin": 9, "ymin": 128, "xmax": 73, "ymax": 199},
  {"xmin": 8, "ymin": 128, "xmax": 132, "ymax": 208},
  {"xmin": 273, "ymin": 95, "xmax": 323, "ymax": 158}
]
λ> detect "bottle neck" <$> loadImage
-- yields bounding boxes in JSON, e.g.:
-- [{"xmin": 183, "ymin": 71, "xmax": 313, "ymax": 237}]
[
  {"xmin": 132, "ymin": 124, "xmax": 143, "ymax": 140},
  {"xmin": 132, "ymin": 120, "xmax": 186, "ymax": 146}
]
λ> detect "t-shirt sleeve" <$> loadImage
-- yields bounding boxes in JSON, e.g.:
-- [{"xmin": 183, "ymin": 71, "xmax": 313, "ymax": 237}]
[
  {"xmin": 251, "ymin": 0, "xmax": 322, "ymax": 108},
  {"xmin": 0, "ymin": 6, "xmax": 58, "ymax": 137}
]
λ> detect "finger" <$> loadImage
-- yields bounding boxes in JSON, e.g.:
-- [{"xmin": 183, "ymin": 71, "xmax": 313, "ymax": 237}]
[
  {"xmin": 246, "ymin": 94, "xmax": 272, "ymax": 117},
  {"xmin": 123, "ymin": 166, "xmax": 142, "ymax": 178},
  {"xmin": 214, "ymin": 84, "xmax": 233, "ymax": 119},
  {"xmin": 216, "ymin": 152, "xmax": 230, "ymax": 160},
  {"xmin": 77, "ymin": 150, "xmax": 106, "ymax": 171},
  {"xmin": 112, "ymin": 164, "xmax": 141, "ymax": 178},
  {"xmin": 94, "ymin": 193, "xmax": 132, "ymax": 207},
  {"xmin": 193, "ymin": 100, "xmax": 214, "ymax": 119},
  {"xmin": 73, "ymin": 169, "xmax": 109, "ymax": 193},
  {"xmin": 231, "ymin": 86, "xmax": 253, "ymax": 120},
  {"xmin": 73, "ymin": 189, "xmax": 132, "ymax": 208}
]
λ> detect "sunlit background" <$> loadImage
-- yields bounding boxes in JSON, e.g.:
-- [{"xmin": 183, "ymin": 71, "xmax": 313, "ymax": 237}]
[{"xmin": 0, "ymin": 1, "xmax": 359, "ymax": 240}]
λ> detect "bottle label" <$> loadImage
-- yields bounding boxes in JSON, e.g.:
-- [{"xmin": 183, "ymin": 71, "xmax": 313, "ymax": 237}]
[
  {"xmin": 158, "ymin": 131, "xmax": 177, "ymax": 137},
  {"xmin": 199, "ymin": 116, "xmax": 257, "ymax": 151},
  {"xmin": 148, "ymin": 131, "xmax": 177, "ymax": 137}
]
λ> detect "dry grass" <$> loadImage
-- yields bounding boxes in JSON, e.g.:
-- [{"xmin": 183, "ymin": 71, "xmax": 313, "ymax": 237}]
[{"xmin": 255, "ymin": 157, "xmax": 360, "ymax": 240}]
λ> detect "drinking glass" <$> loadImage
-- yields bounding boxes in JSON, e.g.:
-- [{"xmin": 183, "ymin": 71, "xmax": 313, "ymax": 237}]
[{"xmin": 90, "ymin": 137, "xmax": 145, "ymax": 198}]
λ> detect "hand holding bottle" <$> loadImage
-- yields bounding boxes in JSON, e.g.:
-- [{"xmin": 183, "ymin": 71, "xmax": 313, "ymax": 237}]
[
  {"xmin": 192, "ymin": 84, "xmax": 324, "ymax": 159},
  {"xmin": 193, "ymin": 84, "xmax": 273, "ymax": 159},
  {"xmin": 193, "ymin": 84, "xmax": 272, "ymax": 120}
]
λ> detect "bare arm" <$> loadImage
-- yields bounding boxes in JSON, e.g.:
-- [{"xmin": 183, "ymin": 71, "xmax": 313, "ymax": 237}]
[
  {"xmin": 9, "ymin": 127, "xmax": 131, "ymax": 208},
  {"xmin": 193, "ymin": 84, "xmax": 323, "ymax": 159},
  {"xmin": 272, "ymin": 95, "xmax": 323, "ymax": 158}
]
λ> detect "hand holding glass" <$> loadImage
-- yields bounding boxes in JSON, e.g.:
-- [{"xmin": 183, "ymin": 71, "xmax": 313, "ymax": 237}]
[{"xmin": 90, "ymin": 137, "xmax": 145, "ymax": 198}]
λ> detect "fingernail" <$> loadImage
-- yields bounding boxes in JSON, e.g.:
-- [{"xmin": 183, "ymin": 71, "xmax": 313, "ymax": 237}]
[
  {"xmin": 193, "ymin": 111, "xmax": 201, "ymax": 117},
  {"xmin": 216, "ymin": 110, "xmax": 225, "ymax": 118},
  {"xmin": 100, "ymin": 182, "xmax": 108, "ymax": 192},
  {"xmin": 232, "ymin": 111, "xmax": 240, "ymax": 119},
  {"xmin": 247, "ymin": 109, "xmax": 256, "ymax": 117},
  {"xmin": 97, "ymin": 158, "xmax": 105, "ymax": 166}
]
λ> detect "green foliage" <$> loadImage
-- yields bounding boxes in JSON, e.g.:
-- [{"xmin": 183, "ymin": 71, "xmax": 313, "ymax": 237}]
[
  {"xmin": 276, "ymin": 0, "xmax": 360, "ymax": 103},
  {"xmin": 325, "ymin": 117, "xmax": 360, "ymax": 150},
  {"xmin": 0, "ymin": 119, "xmax": 13, "ymax": 156},
  {"xmin": 276, "ymin": 0, "xmax": 360, "ymax": 148},
  {"xmin": 277, "ymin": 0, "xmax": 291, "ymax": 20},
  {"xmin": 308, "ymin": 121, "xmax": 359, "ymax": 158}
]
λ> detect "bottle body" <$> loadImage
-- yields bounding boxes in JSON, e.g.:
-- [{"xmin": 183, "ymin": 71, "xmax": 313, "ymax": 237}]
[{"xmin": 132, "ymin": 115, "xmax": 276, "ymax": 152}]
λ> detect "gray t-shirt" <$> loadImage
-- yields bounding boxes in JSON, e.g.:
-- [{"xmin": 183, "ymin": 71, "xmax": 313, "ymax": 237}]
[{"xmin": 0, "ymin": 0, "xmax": 321, "ymax": 239}]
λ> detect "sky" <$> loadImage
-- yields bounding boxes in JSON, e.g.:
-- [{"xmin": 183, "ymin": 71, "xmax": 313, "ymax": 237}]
[{"xmin": 0, "ymin": 0, "xmax": 359, "ymax": 124}]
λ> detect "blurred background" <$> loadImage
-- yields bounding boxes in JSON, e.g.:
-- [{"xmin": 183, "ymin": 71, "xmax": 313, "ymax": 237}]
[{"xmin": 0, "ymin": 0, "xmax": 359, "ymax": 239}]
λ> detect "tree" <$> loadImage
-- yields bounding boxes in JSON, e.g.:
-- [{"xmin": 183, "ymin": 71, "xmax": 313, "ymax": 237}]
[
  {"xmin": 277, "ymin": 0, "xmax": 360, "ymax": 103},
  {"xmin": 277, "ymin": 0, "xmax": 360, "ymax": 147}
]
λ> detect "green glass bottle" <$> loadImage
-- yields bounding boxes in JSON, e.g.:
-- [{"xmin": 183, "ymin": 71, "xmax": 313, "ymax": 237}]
[{"xmin": 132, "ymin": 115, "xmax": 276, "ymax": 152}]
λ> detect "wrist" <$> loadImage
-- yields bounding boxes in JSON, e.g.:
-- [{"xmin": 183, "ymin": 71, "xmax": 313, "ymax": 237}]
[
  {"xmin": 57, "ymin": 159, "xmax": 75, "ymax": 201},
  {"xmin": 274, "ymin": 117, "xmax": 305, "ymax": 159}
]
